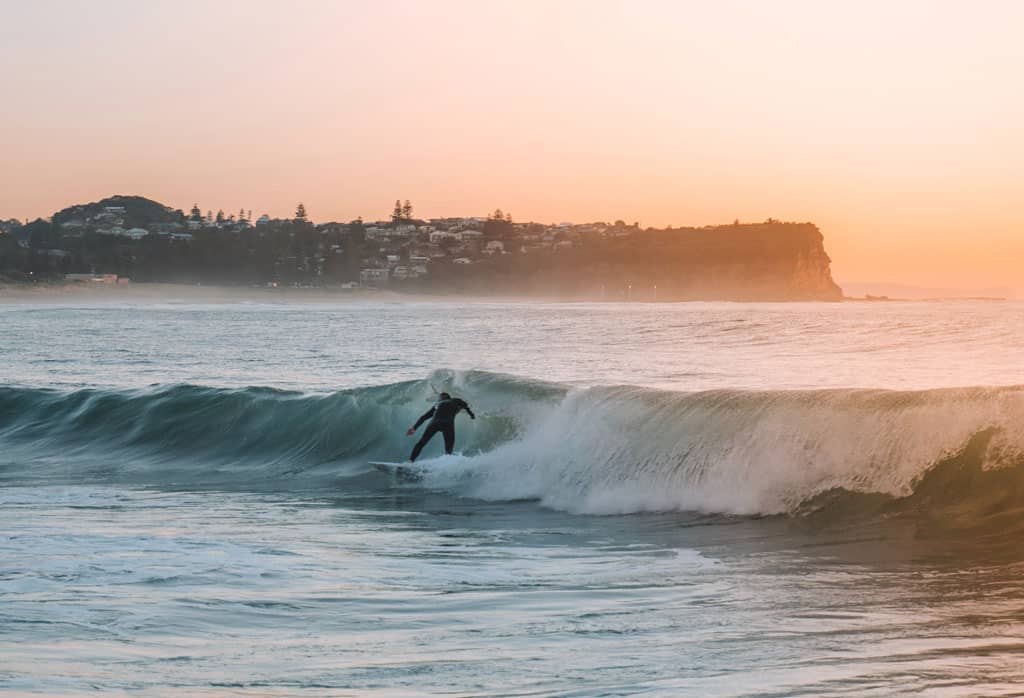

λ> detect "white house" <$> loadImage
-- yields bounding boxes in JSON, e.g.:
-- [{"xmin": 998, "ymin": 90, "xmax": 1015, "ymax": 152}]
[
  {"xmin": 453, "ymin": 257, "xmax": 472, "ymax": 265},
  {"xmin": 429, "ymin": 231, "xmax": 460, "ymax": 243},
  {"xmin": 360, "ymin": 268, "xmax": 389, "ymax": 285},
  {"xmin": 484, "ymin": 240, "xmax": 505, "ymax": 254}
]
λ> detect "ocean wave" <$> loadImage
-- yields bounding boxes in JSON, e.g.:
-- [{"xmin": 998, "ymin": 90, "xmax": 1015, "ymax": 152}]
[{"xmin": 3, "ymin": 371, "xmax": 1024, "ymax": 520}]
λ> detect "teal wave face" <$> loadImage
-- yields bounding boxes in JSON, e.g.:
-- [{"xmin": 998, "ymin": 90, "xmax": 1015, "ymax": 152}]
[
  {"xmin": 0, "ymin": 371, "xmax": 550, "ymax": 486},
  {"xmin": 3, "ymin": 373, "xmax": 1024, "ymax": 524}
]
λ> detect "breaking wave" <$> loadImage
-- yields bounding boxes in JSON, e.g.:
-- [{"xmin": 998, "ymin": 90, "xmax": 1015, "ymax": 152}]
[{"xmin": 3, "ymin": 371, "xmax": 1024, "ymax": 520}]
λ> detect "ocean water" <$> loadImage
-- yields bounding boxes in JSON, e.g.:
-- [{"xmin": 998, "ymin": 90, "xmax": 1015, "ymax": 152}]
[{"xmin": 3, "ymin": 297, "xmax": 1024, "ymax": 697}]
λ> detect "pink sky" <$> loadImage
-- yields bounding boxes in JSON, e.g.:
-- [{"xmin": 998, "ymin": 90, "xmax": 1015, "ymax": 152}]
[{"xmin": 2, "ymin": 0, "xmax": 1023, "ymax": 291}]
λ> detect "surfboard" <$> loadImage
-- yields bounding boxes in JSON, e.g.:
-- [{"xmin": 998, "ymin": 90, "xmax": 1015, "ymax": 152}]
[{"xmin": 370, "ymin": 461, "xmax": 424, "ymax": 482}]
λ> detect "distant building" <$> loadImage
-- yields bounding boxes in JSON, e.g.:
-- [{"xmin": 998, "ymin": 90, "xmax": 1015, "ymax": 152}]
[
  {"xmin": 367, "ymin": 225, "xmax": 417, "ymax": 242},
  {"xmin": 360, "ymin": 268, "xmax": 389, "ymax": 285},
  {"xmin": 453, "ymin": 257, "xmax": 472, "ymax": 265},
  {"xmin": 256, "ymin": 215, "xmax": 272, "ymax": 226},
  {"xmin": 429, "ymin": 231, "xmax": 460, "ymax": 243},
  {"xmin": 66, "ymin": 273, "xmax": 118, "ymax": 284}
]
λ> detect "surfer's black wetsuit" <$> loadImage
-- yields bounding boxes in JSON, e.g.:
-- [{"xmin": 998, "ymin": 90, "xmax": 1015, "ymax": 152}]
[{"xmin": 409, "ymin": 397, "xmax": 475, "ymax": 462}]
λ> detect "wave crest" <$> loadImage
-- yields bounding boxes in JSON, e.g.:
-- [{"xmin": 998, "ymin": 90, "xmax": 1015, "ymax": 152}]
[{"xmin": 4, "ymin": 372, "xmax": 1024, "ymax": 519}]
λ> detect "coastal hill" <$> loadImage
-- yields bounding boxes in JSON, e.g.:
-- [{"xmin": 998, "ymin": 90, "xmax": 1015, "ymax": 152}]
[
  {"xmin": 52, "ymin": 195, "xmax": 186, "ymax": 229},
  {"xmin": 1, "ymin": 195, "xmax": 843, "ymax": 301}
]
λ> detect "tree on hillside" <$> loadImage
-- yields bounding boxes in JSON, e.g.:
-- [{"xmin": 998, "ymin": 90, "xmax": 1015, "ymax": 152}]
[
  {"xmin": 402, "ymin": 200, "xmax": 413, "ymax": 221},
  {"xmin": 215, "ymin": 210, "xmax": 225, "ymax": 224},
  {"xmin": 23, "ymin": 219, "xmax": 57, "ymax": 249},
  {"xmin": 295, "ymin": 203, "xmax": 308, "ymax": 222},
  {"xmin": 484, "ymin": 208, "xmax": 513, "ymax": 238},
  {"xmin": 0, "ymin": 231, "xmax": 24, "ymax": 271},
  {"xmin": 392, "ymin": 200, "xmax": 403, "ymax": 224},
  {"xmin": 190, "ymin": 204, "xmax": 202, "ymax": 220}
]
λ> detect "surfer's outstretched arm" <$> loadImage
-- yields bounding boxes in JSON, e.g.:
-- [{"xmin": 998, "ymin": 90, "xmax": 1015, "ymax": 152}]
[
  {"xmin": 459, "ymin": 400, "xmax": 476, "ymax": 419},
  {"xmin": 407, "ymin": 407, "xmax": 435, "ymax": 435}
]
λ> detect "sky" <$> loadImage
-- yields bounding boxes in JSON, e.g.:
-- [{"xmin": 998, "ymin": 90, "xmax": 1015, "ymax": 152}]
[{"xmin": 2, "ymin": 0, "xmax": 1022, "ymax": 291}]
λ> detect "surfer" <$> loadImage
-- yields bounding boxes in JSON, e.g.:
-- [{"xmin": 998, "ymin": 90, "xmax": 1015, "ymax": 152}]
[{"xmin": 407, "ymin": 392, "xmax": 475, "ymax": 462}]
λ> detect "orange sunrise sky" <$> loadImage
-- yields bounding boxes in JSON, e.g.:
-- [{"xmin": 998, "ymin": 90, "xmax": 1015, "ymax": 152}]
[{"xmin": 2, "ymin": 0, "xmax": 1022, "ymax": 293}]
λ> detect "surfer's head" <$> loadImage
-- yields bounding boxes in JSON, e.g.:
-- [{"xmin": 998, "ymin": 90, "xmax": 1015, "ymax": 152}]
[{"xmin": 439, "ymin": 392, "xmax": 451, "ymax": 400}]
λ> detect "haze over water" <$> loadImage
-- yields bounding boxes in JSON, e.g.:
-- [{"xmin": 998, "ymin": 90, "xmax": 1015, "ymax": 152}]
[{"xmin": 4, "ymin": 297, "xmax": 1024, "ymax": 696}]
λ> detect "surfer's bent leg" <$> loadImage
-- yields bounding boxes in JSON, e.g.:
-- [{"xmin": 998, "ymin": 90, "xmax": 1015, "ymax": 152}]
[
  {"xmin": 410, "ymin": 423, "xmax": 439, "ymax": 462},
  {"xmin": 441, "ymin": 423, "xmax": 455, "ymax": 455}
]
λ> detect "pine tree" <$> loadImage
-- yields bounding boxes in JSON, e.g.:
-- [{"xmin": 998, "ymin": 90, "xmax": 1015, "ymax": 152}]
[
  {"xmin": 392, "ymin": 200, "xmax": 403, "ymax": 224},
  {"xmin": 402, "ymin": 200, "xmax": 413, "ymax": 221},
  {"xmin": 295, "ymin": 203, "xmax": 307, "ymax": 222},
  {"xmin": 190, "ymin": 203, "xmax": 201, "ymax": 220},
  {"xmin": 215, "ymin": 209, "xmax": 225, "ymax": 223}
]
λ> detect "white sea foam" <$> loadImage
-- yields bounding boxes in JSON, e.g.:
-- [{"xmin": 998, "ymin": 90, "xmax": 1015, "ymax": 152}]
[{"xmin": 424, "ymin": 382, "xmax": 1024, "ymax": 515}]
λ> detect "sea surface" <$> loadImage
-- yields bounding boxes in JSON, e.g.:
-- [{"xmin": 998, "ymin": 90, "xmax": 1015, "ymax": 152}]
[{"xmin": 3, "ymin": 296, "xmax": 1024, "ymax": 697}]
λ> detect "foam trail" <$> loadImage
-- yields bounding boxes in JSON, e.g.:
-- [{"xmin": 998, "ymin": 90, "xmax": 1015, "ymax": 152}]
[{"xmin": 423, "ymin": 383, "xmax": 1024, "ymax": 515}]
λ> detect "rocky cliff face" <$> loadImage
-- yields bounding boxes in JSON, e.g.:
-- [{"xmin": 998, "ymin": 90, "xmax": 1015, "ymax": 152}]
[{"xmin": 418, "ymin": 222, "xmax": 844, "ymax": 301}]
